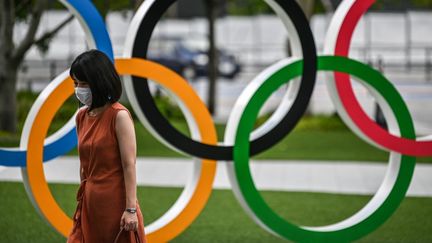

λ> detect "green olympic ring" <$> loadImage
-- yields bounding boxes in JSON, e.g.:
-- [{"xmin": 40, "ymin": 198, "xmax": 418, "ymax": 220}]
[{"xmin": 230, "ymin": 55, "xmax": 415, "ymax": 242}]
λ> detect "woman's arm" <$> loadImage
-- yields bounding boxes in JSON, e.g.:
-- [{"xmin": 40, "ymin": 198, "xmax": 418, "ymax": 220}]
[
  {"xmin": 115, "ymin": 110, "xmax": 139, "ymax": 231},
  {"xmin": 76, "ymin": 106, "xmax": 87, "ymax": 182},
  {"xmin": 76, "ymin": 111, "xmax": 83, "ymax": 182}
]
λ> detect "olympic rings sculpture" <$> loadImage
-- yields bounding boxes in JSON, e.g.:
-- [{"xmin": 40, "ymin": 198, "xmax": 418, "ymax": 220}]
[{"xmin": 0, "ymin": 0, "xmax": 430, "ymax": 242}]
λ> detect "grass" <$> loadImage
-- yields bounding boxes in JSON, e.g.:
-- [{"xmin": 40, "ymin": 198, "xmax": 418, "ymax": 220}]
[{"xmin": 0, "ymin": 182, "xmax": 431, "ymax": 242}]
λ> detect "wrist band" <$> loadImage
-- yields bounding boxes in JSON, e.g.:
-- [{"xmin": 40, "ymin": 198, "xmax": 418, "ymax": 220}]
[{"xmin": 125, "ymin": 208, "xmax": 137, "ymax": 214}]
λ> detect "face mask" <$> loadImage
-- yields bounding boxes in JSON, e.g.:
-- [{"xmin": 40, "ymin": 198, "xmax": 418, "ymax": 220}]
[{"xmin": 75, "ymin": 87, "xmax": 92, "ymax": 106}]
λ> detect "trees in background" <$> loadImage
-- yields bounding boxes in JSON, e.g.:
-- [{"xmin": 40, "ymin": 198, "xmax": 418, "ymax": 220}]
[
  {"xmin": 0, "ymin": 0, "xmax": 138, "ymax": 134},
  {"xmin": 0, "ymin": 0, "xmax": 73, "ymax": 133},
  {"xmin": 3, "ymin": 0, "xmax": 430, "ymax": 133}
]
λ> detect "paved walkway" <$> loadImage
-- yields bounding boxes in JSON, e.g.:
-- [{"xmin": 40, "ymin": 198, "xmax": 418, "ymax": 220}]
[{"xmin": 0, "ymin": 156, "xmax": 431, "ymax": 197}]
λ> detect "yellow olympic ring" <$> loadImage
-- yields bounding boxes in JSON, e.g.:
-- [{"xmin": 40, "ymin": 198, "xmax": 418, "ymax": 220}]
[{"xmin": 25, "ymin": 58, "xmax": 217, "ymax": 242}]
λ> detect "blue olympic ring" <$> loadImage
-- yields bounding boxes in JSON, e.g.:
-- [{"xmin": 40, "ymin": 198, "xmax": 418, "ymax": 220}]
[{"xmin": 0, "ymin": 0, "xmax": 113, "ymax": 167}]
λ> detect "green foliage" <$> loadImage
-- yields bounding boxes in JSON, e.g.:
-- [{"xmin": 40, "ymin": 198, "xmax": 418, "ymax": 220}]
[
  {"xmin": 16, "ymin": 90, "xmax": 79, "ymax": 133},
  {"xmin": 255, "ymin": 113, "xmax": 346, "ymax": 131},
  {"xmin": 410, "ymin": 0, "xmax": 432, "ymax": 8},
  {"xmin": 1, "ymin": 90, "xmax": 186, "ymax": 149},
  {"xmin": 16, "ymin": 91, "xmax": 39, "ymax": 127},
  {"xmin": 3, "ymin": 91, "xmax": 432, "ymax": 163},
  {"xmin": 314, "ymin": 0, "xmax": 326, "ymax": 13},
  {"xmin": 14, "ymin": 0, "xmax": 36, "ymax": 20},
  {"xmin": 226, "ymin": 0, "xmax": 324, "ymax": 15},
  {"xmin": 371, "ymin": 0, "xmax": 432, "ymax": 10},
  {"xmin": 153, "ymin": 94, "xmax": 186, "ymax": 121},
  {"xmin": 226, "ymin": 0, "xmax": 272, "ymax": 15},
  {"xmin": 0, "ymin": 131, "xmax": 18, "ymax": 147},
  {"xmin": 225, "ymin": 0, "xmax": 432, "ymax": 14},
  {"xmin": 15, "ymin": 91, "xmax": 183, "ymax": 129},
  {"xmin": 49, "ymin": 0, "xmax": 133, "ymax": 11}
]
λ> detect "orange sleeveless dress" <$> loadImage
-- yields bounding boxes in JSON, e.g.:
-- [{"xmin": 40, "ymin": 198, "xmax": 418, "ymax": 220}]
[{"xmin": 67, "ymin": 102, "xmax": 146, "ymax": 243}]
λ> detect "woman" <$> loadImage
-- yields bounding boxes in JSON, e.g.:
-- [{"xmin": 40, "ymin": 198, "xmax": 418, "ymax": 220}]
[{"xmin": 67, "ymin": 49, "xmax": 146, "ymax": 243}]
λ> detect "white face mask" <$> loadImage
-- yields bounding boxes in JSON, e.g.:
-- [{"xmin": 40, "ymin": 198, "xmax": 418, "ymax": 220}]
[{"xmin": 75, "ymin": 87, "xmax": 92, "ymax": 106}]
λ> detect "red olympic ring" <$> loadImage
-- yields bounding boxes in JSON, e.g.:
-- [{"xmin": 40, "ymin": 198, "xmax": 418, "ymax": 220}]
[{"xmin": 334, "ymin": 0, "xmax": 432, "ymax": 156}]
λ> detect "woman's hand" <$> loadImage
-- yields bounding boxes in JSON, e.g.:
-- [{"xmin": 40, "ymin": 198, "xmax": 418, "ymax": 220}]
[{"xmin": 120, "ymin": 211, "xmax": 138, "ymax": 231}]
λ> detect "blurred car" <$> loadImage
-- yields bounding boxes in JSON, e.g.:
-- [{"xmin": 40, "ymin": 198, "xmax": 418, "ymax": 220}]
[{"xmin": 147, "ymin": 34, "xmax": 241, "ymax": 80}]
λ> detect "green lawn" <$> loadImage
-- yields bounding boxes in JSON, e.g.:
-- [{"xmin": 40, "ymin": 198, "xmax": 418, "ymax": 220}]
[{"xmin": 0, "ymin": 182, "xmax": 431, "ymax": 242}]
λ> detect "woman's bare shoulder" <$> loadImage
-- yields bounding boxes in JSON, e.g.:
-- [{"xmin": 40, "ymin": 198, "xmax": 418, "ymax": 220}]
[{"xmin": 75, "ymin": 106, "xmax": 88, "ymax": 123}]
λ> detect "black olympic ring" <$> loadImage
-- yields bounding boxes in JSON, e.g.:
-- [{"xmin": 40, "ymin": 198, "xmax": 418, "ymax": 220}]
[{"xmin": 131, "ymin": 0, "xmax": 317, "ymax": 160}]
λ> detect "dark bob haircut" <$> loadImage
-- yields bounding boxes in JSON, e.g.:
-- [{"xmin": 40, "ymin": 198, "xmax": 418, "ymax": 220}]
[{"xmin": 70, "ymin": 49, "xmax": 122, "ymax": 111}]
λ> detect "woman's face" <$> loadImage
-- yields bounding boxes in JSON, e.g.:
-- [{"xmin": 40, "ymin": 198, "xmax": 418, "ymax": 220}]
[{"xmin": 72, "ymin": 74, "xmax": 90, "ymax": 88}]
